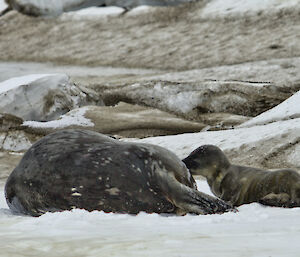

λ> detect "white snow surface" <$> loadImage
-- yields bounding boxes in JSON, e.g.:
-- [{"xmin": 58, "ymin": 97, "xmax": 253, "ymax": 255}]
[
  {"xmin": 201, "ymin": 0, "xmax": 300, "ymax": 18},
  {"xmin": 0, "ymin": 74, "xmax": 56, "ymax": 94},
  {"xmin": 240, "ymin": 90, "xmax": 300, "ymax": 127},
  {"xmin": 62, "ymin": 6, "xmax": 124, "ymax": 20},
  {"xmin": 8, "ymin": 0, "xmax": 91, "ymax": 15},
  {"xmin": 1, "ymin": 180, "xmax": 300, "ymax": 256},
  {"xmin": 23, "ymin": 106, "xmax": 94, "ymax": 128},
  {"xmin": 133, "ymin": 117, "xmax": 300, "ymax": 159},
  {"xmin": 127, "ymin": 5, "xmax": 153, "ymax": 15},
  {"xmin": 0, "ymin": 0, "xmax": 7, "ymax": 12}
]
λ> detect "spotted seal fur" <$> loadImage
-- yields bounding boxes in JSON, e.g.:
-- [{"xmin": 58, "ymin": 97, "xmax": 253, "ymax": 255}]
[
  {"xmin": 183, "ymin": 144, "xmax": 300, "ymax": 208},
  {"xmin": 5, "ymin": 130, "xmax": 232, "ymax": 216}
]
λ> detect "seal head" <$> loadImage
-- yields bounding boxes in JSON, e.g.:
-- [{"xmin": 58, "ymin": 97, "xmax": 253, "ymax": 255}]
[{"xmin": 183, "ymin": 144, "xmax": 300, "ymax": 208}]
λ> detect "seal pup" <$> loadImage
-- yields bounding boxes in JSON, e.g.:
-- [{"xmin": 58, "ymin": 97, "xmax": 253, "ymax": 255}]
[
  {"xmin": 5, "ymin": 129, "xmax": 232, "ymax": 217},
  {"xmin": 182, "ymin": 145, "xmax": 300, "ymax": 208}
]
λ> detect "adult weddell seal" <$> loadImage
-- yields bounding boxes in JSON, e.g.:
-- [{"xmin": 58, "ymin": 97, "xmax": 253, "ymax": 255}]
[
  {"xmin": 5, "ymin": 129, "xmax": 232, "ymax": 217},
  {"xmin": 183, "ymin": 144, "xmax": 300, "ymax": 208}
]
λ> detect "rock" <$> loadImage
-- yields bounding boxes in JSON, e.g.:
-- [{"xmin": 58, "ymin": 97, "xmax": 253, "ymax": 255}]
[
  {"xmin": 0, "ymin": 113, "xmax": 40, "ymax": 152},
  {"xmin": 96, "ymin": 79, "xmax": 289, "ymax": 119},
  {"xmin": 0, "ymin": 113, "xmax": 23, "ymax": 131},
  {"xmin": 0, "ymin": 152, "xmax": 23, "ymax": 186},
  {"xmin": 22, "ymin": 102, "xmax": 206, "ymax": 138},
  {"xmin": 0, "ymin": 73, "xmax": 100, "ymax": 121}
]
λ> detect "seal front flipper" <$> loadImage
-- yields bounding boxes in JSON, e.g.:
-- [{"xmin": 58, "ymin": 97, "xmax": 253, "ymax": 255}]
[
  {"xmin": 259, "ymin": 193, "xmax": 292, "ymax": 208},
  {"xmin": 171, "ymin": 186, "xmax": 235, "ymax": 215},
  {"xmin": 156, "ymin": 170, "xmax": 234, "ymax": 214}
]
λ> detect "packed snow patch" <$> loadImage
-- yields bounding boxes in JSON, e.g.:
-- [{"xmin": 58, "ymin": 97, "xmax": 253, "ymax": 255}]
[
  {"xmin": 0, "ymin": 73, "xmax": 95, "ymax": 121},
  {"xmin": 0, "ymin": 0, "xmax": 7, "ymax": 13},
  {"xmin": 239, "ymin": 90, "xmax": 300, "ymax": 127},
  {"xmin": 23, "ymin": 106, "xmax": 94, "ymax": 129},
  {"xmin": 0, "ymin": 74, "xmax": 56, "ymax": 94},
  {"xmin": 0, "ymin": 181, "xmax": 300, "ymax": 256},
  {"xmin": 135, "ymin": 117, "xmax": 300, "ymax": 159},
  {"xmin": 62, "ymin": 6, "xmax": 124, "ymax": 20}
]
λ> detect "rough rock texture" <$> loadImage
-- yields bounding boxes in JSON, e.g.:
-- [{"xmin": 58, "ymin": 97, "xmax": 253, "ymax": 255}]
[
  {"xmin": 0, "ymin": 74, "xmax": 100, "ymax": 121},
  {"xmin": 23, "ymin": 102, "xmax": 206, "ymax": 137},
  {"xmin": 0, "ymin": 113, "xmax": 40, "ymax": 152},
  {"xmin": 94, "ymin": 79, "xmax": 291, "ymax": 118}
]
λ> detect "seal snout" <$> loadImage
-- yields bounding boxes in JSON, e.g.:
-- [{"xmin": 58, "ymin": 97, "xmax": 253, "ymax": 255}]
[{"xmin": 182, "ymin": 155, "xmax": 197, "ymax": 170}]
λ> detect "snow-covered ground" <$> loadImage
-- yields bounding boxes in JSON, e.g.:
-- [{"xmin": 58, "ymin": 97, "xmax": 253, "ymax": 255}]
[
  {"xmin": 201, "ymin": 0, "xmax": 300, "ymax": 18},
  {"xmin": 0, "ymin": 61, "xmax": 159, "ymax": 83},
  {"xmin": 1, "ymin": 180, "xmax": 300, "ymax": 257},
  {"xmin": 62, "ymin": 6, "xmax": 125, "ymax": 20},
  {"xmin": 1, "ymin": 0, "xmax": 300, "ymax": 254},
  {"xmin": 239, "ymin": 90, "xmax": 300, "ymax": 127},
  {"xmin": 0, "ymin": 0, "xmax": 7, "ymax": 13}
]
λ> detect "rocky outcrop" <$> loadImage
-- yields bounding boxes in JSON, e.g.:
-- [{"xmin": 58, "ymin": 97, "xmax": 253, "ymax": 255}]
[
  {"xmin": 0, "ymin": 73, "xmax": 100, "ymax": 121},
  {"xmin": 23, "ymin": 102, "xmax": 206, "ymax": 138},
  {"xmin": 95, "ymin": 79, "xmax": 290, "ymax": 119},
  {"xmin": 0, "ymin": 113, "xmax": 40, "ymax": 152}
]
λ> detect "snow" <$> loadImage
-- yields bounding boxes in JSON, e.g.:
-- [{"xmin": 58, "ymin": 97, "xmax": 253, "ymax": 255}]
[
  {"xmin": 1, "ymin": 180, "xmax": 300, "ymax": 256},
  {"xmin": 240, "ymin": 90, "xmax": 300, "ymax": 127},
  {"xmin": 201, "ymin": 0, "xmax": 300, "ymax": 18},
  {"xmin": 133, "ymin": 117, "xmax": 300, "ymax": 159},
  {"xmin": 0, "ymin": 74, "xmax": 57, "ymax": 94},
  {"xmin": 0, "ymin": 0, "xmax": 7, "ymax": 13},
  {"xmin": 0, "ymin": 61, "xmax": 159, "ymax": 83},
  {"xmin": 23, "ymin": 106, "xmax": 94, "ymax": 128},
  {"xmin": 2, "ymin": 73, "xmax": 300, "ymax": 255},
  {"xmin": 2, "ymin": 132, "xmax": 33, "ymax": 152},
  {"xmin": 127, "ymin": 5, "xmax": 153, "ymax": 15},
  {"xmin": 62, "ymin": 6, "xmax": 124, "ymax": 20}
]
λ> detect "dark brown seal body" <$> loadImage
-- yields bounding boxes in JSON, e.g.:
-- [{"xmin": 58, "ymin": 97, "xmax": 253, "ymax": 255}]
[
  {"xmin": 182, "ymin": 145, "xmax": 300, "ymax": 208},
  {"xmin": 5, "ymin": 129, "xmax": 232, "ymax": 216}
]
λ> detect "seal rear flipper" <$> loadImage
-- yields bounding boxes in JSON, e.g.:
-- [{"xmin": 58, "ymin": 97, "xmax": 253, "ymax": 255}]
[{"xmin": 259, "ymin": 193, "xmax": 291, "ymax": 207}]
